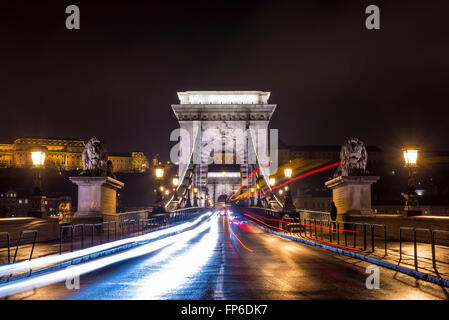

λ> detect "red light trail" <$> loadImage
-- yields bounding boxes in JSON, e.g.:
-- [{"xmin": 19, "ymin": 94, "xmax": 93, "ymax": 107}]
[
  {"xmin": 236, "ymin": 161, "xmax": 341, "ymax": 201},
  {"xmin": 243, "ymin": 210, "xmax": 357, "ymax": 233},
  {"xmin": 226, "ymin": 215, "xmax": 254, "ymax": 252},
  {"xmin": 243, "ymin": 212, "xmax": 360, "ymax": 251},
  {"xmin": 229, "ymin": 161, "xmax": 270, "ymax": 201}
]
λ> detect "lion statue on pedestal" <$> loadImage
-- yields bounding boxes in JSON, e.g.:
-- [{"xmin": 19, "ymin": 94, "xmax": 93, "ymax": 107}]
[
  {"xmin": 80, "ymin": 137, "xmax": 109, "ymax": 176},
  {"xmin": 334, "ymin": 137, "xmax": 368, "ymax": 177}
]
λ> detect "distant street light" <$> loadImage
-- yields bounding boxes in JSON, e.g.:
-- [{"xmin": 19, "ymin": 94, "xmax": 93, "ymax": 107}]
[
  {"xmin": 256, "ymin": 182, "xmax": 263, "ymax": 207},
  {"xmin": 153, "ymin": 162, "xmax": 165, "ymax": 213},
  {"xmin": 155, "ymin": 167, "xmax": 164, "ymax": 179},
  {"xmin": 283, "ymin": 163, "xmax": 296, "ymax": 212},
  {"xmin": 269, "ymin": 177, "xmax": 276, "ymax": 201},
  {"xmin": 402, "ymin": 147, "xmax": 421, "ymax": 216},
  {"xmin": 193, "ymin": 186, "xmax": 199, "ymax": 207},
  {"xmin": 284, "ymin": 167, "xmax": 292, "ymax": 179},
  {"xmin": 172, "ymin": 175, "xmax": 179, "ymax": 201},
  {"xmin": 247, "ymin": 187, "xmax": 254, "ymax": 207}
]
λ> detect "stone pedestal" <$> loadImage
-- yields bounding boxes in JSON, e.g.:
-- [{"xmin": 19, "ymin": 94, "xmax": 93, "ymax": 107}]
[
  {"xmin": 29, "ymin": 195, "xmax": 47, "ymax": 218},
  {"xmin": 402, "ymin": 192, "xmax": 422, "ymax": 217},
  {"xmin": 69, "ymin": 176, "xmax": 124, "ymax": 221},
  {"xmin": 325, "ymin": 176, "xmax": 379, "ymax": 219}
]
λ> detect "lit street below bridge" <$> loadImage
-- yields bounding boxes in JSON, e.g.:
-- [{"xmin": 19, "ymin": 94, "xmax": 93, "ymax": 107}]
[{"xmin": 5, "ymin": 208, "xmax": 448, "ymax": 300}]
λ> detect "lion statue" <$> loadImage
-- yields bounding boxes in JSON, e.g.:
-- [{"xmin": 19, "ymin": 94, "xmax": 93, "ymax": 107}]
[
  {"xmin": 80, "ymin": 137, "xmax": 109, "ymax": 176},
  {"xmin": 334, "ymin": 137, "xmax": 368, "ymax": 177}
]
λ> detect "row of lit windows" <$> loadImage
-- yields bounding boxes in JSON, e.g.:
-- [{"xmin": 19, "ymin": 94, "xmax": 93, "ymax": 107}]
[{"xmin": 1, "ymin": 193, "xmax": 17, "ymax": 198}]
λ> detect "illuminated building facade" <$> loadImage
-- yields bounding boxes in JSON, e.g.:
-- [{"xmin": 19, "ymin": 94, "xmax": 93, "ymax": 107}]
[{"xmin": 0, "ymin": 138, "xmax": 149, "ymax": 173}]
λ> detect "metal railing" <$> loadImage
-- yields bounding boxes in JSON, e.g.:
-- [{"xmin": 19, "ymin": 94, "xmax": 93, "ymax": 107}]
[
  {"xmin": 13, "ymin": 230, "xmax": 38, "ymax": 263},
  {"xmin": 297, "ymin": 209, "xmax": 331, "ymax": 221},
  {"xmin": 245, "ymin": 207, "xmax": 388, "ymax": 255},
  {"xmin": 399, "ymin": 227, "xmax": 449, "ymax": 274},
  {"xmin": 116, "ymin": 209, "xmax": 151, "ymax": 226}
]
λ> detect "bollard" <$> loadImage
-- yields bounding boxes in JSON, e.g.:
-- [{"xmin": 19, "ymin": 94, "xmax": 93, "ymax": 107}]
[
  {"xmin": 363, "ymin": 224, "xmax": 367, "ymax": 251},
  {"xmin": 371, "ymin": 224, "xmax": 375, "ymax": 252}
]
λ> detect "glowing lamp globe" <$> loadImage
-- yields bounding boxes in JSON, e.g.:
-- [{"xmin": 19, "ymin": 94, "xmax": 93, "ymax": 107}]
[
  {"xmin": 155, "ymin": 167, "xmax": 164, "ymax": 179},
  {"xmin": 284, "ymin": 167, "xmax": 292, "ymax": 178},
  {"xmin": 31, "ymin": 151, "xmax": 46, "ymax": 167},
  {"xmin": 403, "ymin": 148, "xmax": 419, "ymax": 167}
]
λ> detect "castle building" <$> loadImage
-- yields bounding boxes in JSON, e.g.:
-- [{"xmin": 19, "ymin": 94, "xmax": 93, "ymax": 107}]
[{"xmin": 0, "ymin": 137, "xmax": 149, "ymax": 173}]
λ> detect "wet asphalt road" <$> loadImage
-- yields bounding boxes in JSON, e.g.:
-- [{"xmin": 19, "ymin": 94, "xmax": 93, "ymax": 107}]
[{"xmin": 7, "ymin": 208, "xmax": 449, "ymax": 300}]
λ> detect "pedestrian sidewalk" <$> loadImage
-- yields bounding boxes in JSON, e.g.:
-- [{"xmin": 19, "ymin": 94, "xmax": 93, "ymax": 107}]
[
  {"xmin": 0, "ymin": 230, "xmax": 143, "ymax": 266},
  {"xmin": 284, "ymin": 230, "xmax": 449, "ymax": 280}
]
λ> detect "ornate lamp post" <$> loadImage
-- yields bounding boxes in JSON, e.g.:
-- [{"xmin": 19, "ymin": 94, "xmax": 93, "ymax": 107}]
[
  {"xmin": 172, "ymin": 175, "xmax": 179, "ymax": 201},
  {"xmin": 283, "ymin": 165, "xmax": 296, "ymax": 212},
  {"xmin": 193, "ymin": 187, "xmax": 199, "ymax": 207},
  {"xmin": 153, "ymin": 163, "xmax": 165, "ymax": 213},
  {"xmin": 402, "ymin": 147, "xmax": 421, "ymax": 216},
  {"xmin": 30, "ymin": 148, "xmax": 47, "ymax": 218},
  {"xmin": 185, "ymin": 185, "xmax": 192, "ymax": 208},
  {"xmin": 250, "ymin": 187, "xmax": 255, "ymax": 207},
  {"xmin": 269, "ymin": 177, "xmax": 276, "ymax": 201},
  {"xmin": 256, "ymin": 183, "xmax": 263, "ymax": 207}
]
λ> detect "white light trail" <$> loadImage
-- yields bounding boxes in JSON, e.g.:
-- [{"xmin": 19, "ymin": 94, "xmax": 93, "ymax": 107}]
[
  {"xmin": 0, "ymin": 211, "xmax": 212, "ymax": 279},
  {"xmin": 0, "ymin": 212, "xmax": 217, "ymax": 298},
  {"xmin": 131, "ymin": 213, "xmax": 220, "ymax": 299}
]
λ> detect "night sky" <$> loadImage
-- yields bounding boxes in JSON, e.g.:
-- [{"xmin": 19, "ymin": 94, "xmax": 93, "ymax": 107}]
[{"xmin": 1, "ymin": 0, "xmax": 448, "ymax": 160}]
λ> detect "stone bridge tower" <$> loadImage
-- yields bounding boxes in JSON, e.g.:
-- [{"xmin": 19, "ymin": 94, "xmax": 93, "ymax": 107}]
[{"xmin": 169, "ymin": 91, "xmax": 279, "ymax": 209}]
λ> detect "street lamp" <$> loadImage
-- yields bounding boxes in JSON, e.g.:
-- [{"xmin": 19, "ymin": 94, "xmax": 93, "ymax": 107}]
[
  {"xmin": 256, "ymin": 182, "xmax": 263, "ymax": 207},
  {"xmin": 269, "ymin": 177, "xmax": 276, "ymax": 201},
  {"xmin": 185, "ymin": 185, "xmax": 192, "ymax": 208},
  {"xmin": 283, "ymin": 164, "xmax": 296, "ymax": 212},
  {"xmin": 172, "ymin": 175, "xmax": 179, "ymax": 201},
  {"xmin": 250, "ymin": 187, "xmax": 255, "ymax": 207},
  {"xmin": 153, "ymin": 163, "xmax": 165, "ymax": 213},
  {"xmin": 402, "ymin": 147, "xmax": 421, "ymax": 216},
  {"xmin": 30, "ymin": 148, "xmax": 47, "ymax": 218},
  {"xmin": 193, "ymin": 187, "xmax": 199, "ymax": 207}
]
